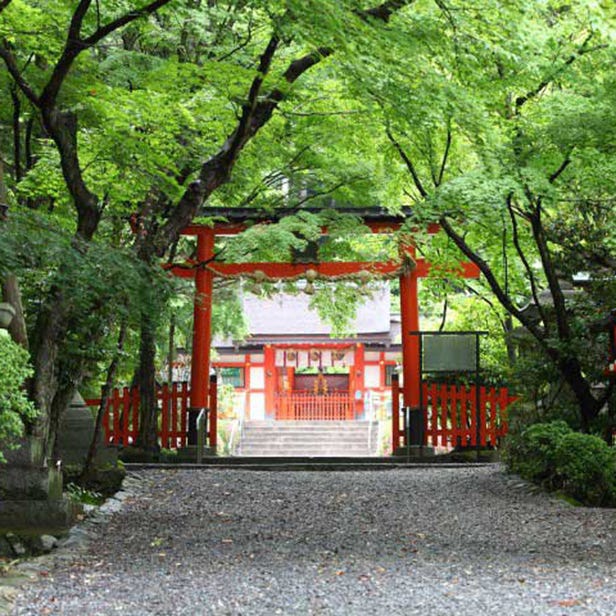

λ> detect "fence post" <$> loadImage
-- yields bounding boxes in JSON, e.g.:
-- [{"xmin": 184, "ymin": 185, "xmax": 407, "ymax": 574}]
[
  {"xmin": 209, "ymin": 374, "xmax": 218, "ymax": 450},
  {"xmin": 160, "ymin": 383, "xmax": 170, "ymax": 449},
  {"xmin": 391, "ymin": 373, "xmax": 400, "ymax": 453}
]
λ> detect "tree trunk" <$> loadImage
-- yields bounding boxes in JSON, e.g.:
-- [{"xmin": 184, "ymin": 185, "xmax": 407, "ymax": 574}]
[
  {"xmin": 556, "ymin": 354, "xmax": 600, "ymax": 431},
  {"xmin": 135, "ymin": 309, "xmax": 159, "ymax": 452},
  {"xmin": 27, "ymin": 289, "xmax": 67, "ymax": 462},
  {"xmin": 503, "ymin": 313, "xmax": 517, "ymax": 367},
  {"xmin": 82, "ymin": 321, "xmax": 127, "ymax": 480}
]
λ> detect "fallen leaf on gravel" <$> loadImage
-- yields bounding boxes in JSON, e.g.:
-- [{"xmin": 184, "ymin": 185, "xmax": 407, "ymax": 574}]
[
  {"xmin": 552, "ymin": 599, "xmax": 581, "ymax": 607},
  {"xmin": 335, "ymin": 570, "xmax": 345, "ymax": 576}
]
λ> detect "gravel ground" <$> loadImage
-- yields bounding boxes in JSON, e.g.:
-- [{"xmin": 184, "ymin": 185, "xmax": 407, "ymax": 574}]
[{"xmin": 10, "ymin": 465, "xmax": 616, "ymax": 615}]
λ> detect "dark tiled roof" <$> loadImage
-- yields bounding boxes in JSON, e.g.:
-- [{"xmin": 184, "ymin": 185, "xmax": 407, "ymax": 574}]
[{"xmin": 198, "ymin": 205, "xmax": 413, "ymax": 224}]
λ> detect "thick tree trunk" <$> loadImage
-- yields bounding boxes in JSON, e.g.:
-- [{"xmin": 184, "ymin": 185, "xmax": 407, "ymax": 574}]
[
  {"xmin": 27, "ymin": 290, "xmax": 67, "ymax": 461},
  {"xmin": 136, "ymin": 309, "xmax": 159, "ymax": 452},
  {"xmin": 556, "ymin": 355, "xmax": 601, "ymax": 431}
]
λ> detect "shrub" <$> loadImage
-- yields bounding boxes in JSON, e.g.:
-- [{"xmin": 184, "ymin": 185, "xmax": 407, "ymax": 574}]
[
  {"xmin": 0, "ymin": 334, "xmax": 37, "ymax": 462},
  {"xmin": 503, "ymin": 420, "xmax": 616, "ymax": 507},
  {"xmin": 553, "ymin": 433, "xmax": 616, "ymax": 507},
  {"xmin": 503, "ymin": 420, "xmax": 572, "ymax": 485}
]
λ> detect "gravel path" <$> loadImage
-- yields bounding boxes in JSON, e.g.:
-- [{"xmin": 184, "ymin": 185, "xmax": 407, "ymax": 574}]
[{"xmin": 11, "ymin": 466, "xmax": 616, "ymax": 615}]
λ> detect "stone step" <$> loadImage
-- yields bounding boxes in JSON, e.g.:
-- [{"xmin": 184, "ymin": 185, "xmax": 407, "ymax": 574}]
[
  {"xmin": 241, "ymin": 432, "xmax": 371, "ymax": 441},
  {"xmin": 239, "ymin": 420, "xmax": 378, "ymax": 457},
  {"xmin": 244, "ymin": 421, "xmax": 373, "ymax": 428},
  {"xmin": 240, "ymin": 446, "xmax": 371, "ymax": 453}
]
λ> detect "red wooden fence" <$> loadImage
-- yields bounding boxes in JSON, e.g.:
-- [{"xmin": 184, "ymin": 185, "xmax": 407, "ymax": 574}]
[
  {"xmin": 392, "ymin": 382, "xmax": 517, "ymax": 451},
  {"xmin": 275, "ymin": 391, "xmax": 354, "ymax": 420},
  {"xmin": 85, "ymin": 381, "xmax": 216, "ymax": 449}
]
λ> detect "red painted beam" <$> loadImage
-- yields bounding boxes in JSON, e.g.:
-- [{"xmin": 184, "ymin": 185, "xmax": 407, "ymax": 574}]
[
  {"xmin": 165, "ymin": 258, "xmax": 480, "ymax": 280},
  {"xmin": 211, "ymin": 261, "xmax": 403, "ymax": 278}
]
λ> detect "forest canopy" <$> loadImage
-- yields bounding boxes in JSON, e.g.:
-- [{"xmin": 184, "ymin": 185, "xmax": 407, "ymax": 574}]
[{"xmin": 1, "ymin": 0, "xmax": 615, "ymax": 459}]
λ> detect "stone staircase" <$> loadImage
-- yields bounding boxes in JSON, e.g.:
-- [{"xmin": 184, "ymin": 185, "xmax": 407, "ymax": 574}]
[{"xmin": 238, "ymin": 420, "xmax": 378, "ymax": 457}]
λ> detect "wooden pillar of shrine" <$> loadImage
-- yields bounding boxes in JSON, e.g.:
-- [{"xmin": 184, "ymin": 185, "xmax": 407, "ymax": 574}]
[
  {"xmin": 264, "ymin": 345, "xmax": 276, "ymax": 419},
  {"xmin": 353, "ymin": 342, "xmax": 365, "ymax": 418},
  {"xmin": 399, "ymin": 258, "xmax": 421, "ymax": 446},
  {"xmin": 188, "ymin": 229, "xmax": 215, "ymax": 445}
]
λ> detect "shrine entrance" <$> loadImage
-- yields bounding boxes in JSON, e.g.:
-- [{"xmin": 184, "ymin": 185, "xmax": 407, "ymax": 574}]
[
  {"xmin": 274, "ymin": 345, "xmax": 354, "ymax": 421},
  {"xmin": 87, "ymin": 206, "xmax": 518, "ymax": 456},
  {"xmin": 165, "ymin": 206, "xmax": 507, "ymax": 454}
]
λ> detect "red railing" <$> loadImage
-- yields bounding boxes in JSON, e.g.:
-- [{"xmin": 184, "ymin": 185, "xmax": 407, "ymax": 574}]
[
  {"xmin": 85, "ymin": 381, "xmax": 217, "ymax": 449},
  {"xmin": 275, "ymin": 391, "xmax": 354, "ymax": 420},
  {"xmin": 392, "ymin": 382, "xmax": 517, "ymax": 451}
]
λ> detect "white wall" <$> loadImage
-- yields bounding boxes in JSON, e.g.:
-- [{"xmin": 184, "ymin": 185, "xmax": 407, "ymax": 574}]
[
  {"xmin": 365, "ymin": 365, "xmax": 382, "ymax": 388},
  {"xmin": 250, "ymin": 366, "xmax": 265, "ymax": 390}
]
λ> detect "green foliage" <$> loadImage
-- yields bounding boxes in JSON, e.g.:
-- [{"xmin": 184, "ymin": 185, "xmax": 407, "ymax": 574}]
[
  {"xmin": 0, "ymin": 333, "xmax": 37, "ymax": 462},
  {"xmin": 65, "ymin": 482, "xmax": 104, "ymax": 506},
  {"xmin": 504, "ymin": 420, "xmax": 572, "ymax": 485},
  {"xmin": 554, "ymin": 433, "xmax": 616, "ymax": 507},
  {"xmin": 504, "ymin": 421, "xmax": 616, "ymax": 507}
]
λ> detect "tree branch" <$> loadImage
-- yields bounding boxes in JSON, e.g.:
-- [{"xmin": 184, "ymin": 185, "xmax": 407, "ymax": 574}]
[
  {"xmin": 439, "ymin": 214, "xmax": 548, "ymax": 345},
  {"xmin": 386, "ymin": 127, "xmax": 428, "ymax": 197},
  {"xmin": 0, "ymin": 42, "xmax": 40, "ymax": 105},
  {"xmin": 529, "ymin": 203, "xmax": 571, "ymax": 340},
  {"xmin": 515, "ymin": 33, "xmax": 597, "ymax": 111},
  {"xmin": 81, "ymin": 0, "xmax": 173, "ymax": 47},
  {"xmin": 548, "ymin": 149, "xmax": 573, "ymax": 183},
  {"xmin": 360, "ymin": 0, "xmax": 414, "ymax": 22},
  {"xmin": 41, "ymin": 0, "xmax": 173, "ymax": 107},
  {"xmin": 505, "ymin": 194, "xmax": 549, "ymax": 331},
  {"xmin": 436, "ymin": 121, "xmax": 451, "ymax": 186}
]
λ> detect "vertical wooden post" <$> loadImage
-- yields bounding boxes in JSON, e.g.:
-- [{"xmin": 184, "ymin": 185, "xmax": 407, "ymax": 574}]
[
  {"xmin": 188, "ymin": 229, "xmax": 215, "ymax": 445},
  {"xmin": 209, "ymin": 373, "xmax": 218, "ymax": 449},
  {"xmin": 264, "ymin": 345, "xmax": 276, "ymax": 419},
  {"xmin": 399, "ymin": 264, "xmax": 420, "ymax": 410},
  {"xmin": 244, "ymin": 354, "xmax": 251, "ymax": 420},
  {"xmin": 391, "ymin": 372, "xmax": 400, "ymax": 453},
  {"xmin": 160, "ymin": 383, "xmax": 169, "ymax": 448},
  {"xmin": 353, "ymin": 342, "xmax": 365, "ymax": 418}
]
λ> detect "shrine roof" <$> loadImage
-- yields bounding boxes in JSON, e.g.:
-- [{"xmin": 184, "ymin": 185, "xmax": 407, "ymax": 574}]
[
  {"xmin": 214, "ymin": 284, "xmax": 400, "ymax": 349},
  {"xmin": 245, "ymin": 285, "xmax": 391, "ymax": 335}
]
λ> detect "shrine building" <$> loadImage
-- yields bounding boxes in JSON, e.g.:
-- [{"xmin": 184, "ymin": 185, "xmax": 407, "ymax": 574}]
[{"xmin": 212, "ymin": 285, "xmax": 402, "ymax": 422}]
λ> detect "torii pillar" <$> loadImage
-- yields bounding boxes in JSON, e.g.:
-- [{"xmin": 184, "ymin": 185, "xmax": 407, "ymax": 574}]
[
  {"xmin": 188, "ymin": 229, "xmax": 215, "ymax": 445},
  {"xmin": 399, "ymin": 259, "xmax": 421, "ymax": 414},
  {"xmin": 397, "ymin": 246, "xmax": 480, "ymax": 448}
]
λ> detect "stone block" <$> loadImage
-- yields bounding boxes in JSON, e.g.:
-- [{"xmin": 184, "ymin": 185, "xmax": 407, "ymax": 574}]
[
  {"xmin": 0, "ymin": 497, "xmax": 81, "ymax": 532},
  {"xmin": 57, "ymin": 392, "xmax": 118, "ymax": 468},
  {"xmin": 0, "ymin": 467, "xmax": 63, "ymax": 501}
]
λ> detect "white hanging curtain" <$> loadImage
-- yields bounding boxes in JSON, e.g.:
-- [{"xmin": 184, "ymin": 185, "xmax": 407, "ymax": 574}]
[{"xmin": 274, "ymin": 347, "xmax": 355, "ymax": 368}]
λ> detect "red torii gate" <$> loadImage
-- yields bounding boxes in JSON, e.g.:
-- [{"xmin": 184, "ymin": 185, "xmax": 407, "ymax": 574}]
[{"xmin": 167, "ymin": 207, "xmax": 480, "ymax": 446}]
